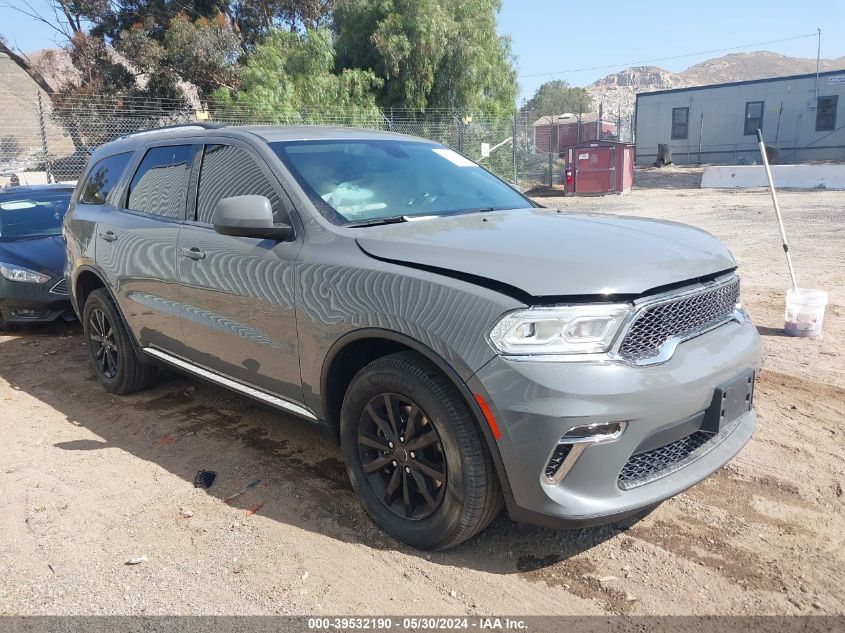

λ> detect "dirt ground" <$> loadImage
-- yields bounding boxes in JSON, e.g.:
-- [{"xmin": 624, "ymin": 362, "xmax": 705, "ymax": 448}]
[{"xmin": 1, "ymin": 167, "xmax": 843, "ymax": 617}]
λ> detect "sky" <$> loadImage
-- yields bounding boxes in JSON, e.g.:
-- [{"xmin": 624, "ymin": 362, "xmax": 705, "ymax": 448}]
[
  {"xmin": 501, "ymin": 0, "xmax": 845, "ymax": 103},
  {"xmin": 1, "ymin": 0, "xmax": 843, "ymax": 104}
]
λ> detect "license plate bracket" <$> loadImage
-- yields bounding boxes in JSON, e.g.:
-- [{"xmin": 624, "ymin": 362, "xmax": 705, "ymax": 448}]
[{"xmin": 702, "ymin": 370, "xmax": 755, "ymax": 433}]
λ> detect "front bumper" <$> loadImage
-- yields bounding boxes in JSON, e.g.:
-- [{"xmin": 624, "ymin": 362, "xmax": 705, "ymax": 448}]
[
  {"xmin": 470, "ymin": 318, "xmax": 762, "ymax": 527},
  {"xmin": 0, "ymin": 278, "xmax": 74, "ymax": 324}
]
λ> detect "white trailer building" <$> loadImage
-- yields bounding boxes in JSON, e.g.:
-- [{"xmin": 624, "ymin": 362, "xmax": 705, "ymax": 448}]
[{"xmin": 634, "ymin": 69, "xmax": 845, "ymax": 164}]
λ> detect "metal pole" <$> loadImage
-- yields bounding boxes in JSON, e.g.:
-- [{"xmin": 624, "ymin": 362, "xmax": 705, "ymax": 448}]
[
  {"xmin": 698, "ymin": 111, "xmax": 704, "ymax": 164},
  {"xmin": 757, "ymin": 129, "xmax": 797, "ymax": 291},
  {"xmin": 37, "ymin": 92, "xmax": 52, "ymax": 184},
  {"xmin": 512, "ymin": 113, "xmax": 517, "ymax": 185},
  {"xmin": 814, "ymin": 28, "xmax": 821, "ymax": 101},
  {"xmin": 597, "ymin": 102, "xmax": 603, "ymax": 140},
  {"xmin": 548, "ymin": 115, "xmax": 553, "ymax": 188}
]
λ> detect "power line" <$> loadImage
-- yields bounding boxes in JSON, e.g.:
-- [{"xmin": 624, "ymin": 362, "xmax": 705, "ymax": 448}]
[{"xmin": 519, "ymin": 32, "xmax": 819, "ymax": 79}]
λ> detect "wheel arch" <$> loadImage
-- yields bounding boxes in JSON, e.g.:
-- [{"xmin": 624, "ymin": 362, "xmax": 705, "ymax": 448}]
[
  {"xmin": 73, "ymin": 266, "xmax": 144, "ymax": 353},
  {"xmin": 74, "ymin": 267, "xmax": 107, "ymax": 314},
  {"xmin": 320, "ymin": 328, "xmax": 512, "ymax": 495}
]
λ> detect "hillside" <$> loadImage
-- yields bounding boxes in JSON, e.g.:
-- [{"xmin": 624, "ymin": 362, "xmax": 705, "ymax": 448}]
[
  {"xmin": 586, "ymin": 51, "xmax": 845, "ymax": 129},
  {"xmin": 0, "ymin": 53, "xmax": 72, "ymax": 165}
]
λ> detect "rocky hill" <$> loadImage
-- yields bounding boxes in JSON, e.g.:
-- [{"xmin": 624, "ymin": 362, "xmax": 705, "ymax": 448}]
[{"xmin": 587, "ymin": 51, "xmax": 845, "ymax": 128}]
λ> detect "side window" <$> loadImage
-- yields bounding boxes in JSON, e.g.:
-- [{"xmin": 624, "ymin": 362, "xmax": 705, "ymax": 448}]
[
  {"xmin": 79, "ymin": 152, "xmax": 132, "ymax": 205},
  {"xmin": 196, "ymin": 144, "xmax": 284, "ymax": 224},
  {"xmin": 671, "ymin": 107, "xmax": 689, "ymax": 140},
  {"xmin": 744, "ymin": 101, "xmax": 764, "ymax": 136},
  {"xmin": 816, "ymin": 95, "xmax": 838, "ymax": 131},
  {"xmin": 127, "ymin": 145, "xmax": 194, "ymax": 219}
]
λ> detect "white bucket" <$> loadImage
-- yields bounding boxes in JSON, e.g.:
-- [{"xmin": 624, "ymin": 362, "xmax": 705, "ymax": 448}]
[{"xmin": 784, "ymin": 288, "xmax": 828, "ymax": 337}]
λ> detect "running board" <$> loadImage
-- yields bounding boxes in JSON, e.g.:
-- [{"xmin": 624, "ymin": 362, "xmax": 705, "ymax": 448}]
[{"xmin": 142, "ymin": 347, "xmax": 317, "ymax": 421}]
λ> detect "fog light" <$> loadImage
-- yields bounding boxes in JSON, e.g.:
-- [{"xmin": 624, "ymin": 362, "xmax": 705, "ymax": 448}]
[{"xmin": 562, "ymin": 421, "xmax": 626, "ymax": 442}]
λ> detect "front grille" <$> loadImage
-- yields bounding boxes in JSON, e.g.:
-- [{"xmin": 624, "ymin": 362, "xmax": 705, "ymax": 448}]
[
  {"xmin": 618, "ymin": 277, "xmax": 740, "ymax": 362},
  {"xmin": 544, "ymin": 444, "xmax": 573, "ymax": 480},
  {"xmin": 618, "ymin": 430, "xmax": 714, "ymax": 489},
  {"xmin": 49, "ymin": 278, "xmax": 69, "ymax": 295}
]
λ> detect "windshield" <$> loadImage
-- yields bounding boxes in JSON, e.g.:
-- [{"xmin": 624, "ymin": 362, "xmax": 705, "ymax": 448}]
[
  {"xmin": 0, "ymin": 191, "xmax": 71, "ymax": 241},
  {"xmin": 270, "ymin": 140, "xmax": 531, "ymax": 225}
]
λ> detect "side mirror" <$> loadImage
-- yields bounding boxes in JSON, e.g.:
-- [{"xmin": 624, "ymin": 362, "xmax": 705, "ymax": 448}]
[{"xmin": 212, "ymin": 195, "xmax": 293, "ymax": 241}]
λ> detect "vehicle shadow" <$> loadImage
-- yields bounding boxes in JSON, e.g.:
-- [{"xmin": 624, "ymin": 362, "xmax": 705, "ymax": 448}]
[{"xmin": 0, "ymin": 325, "xmax": 644, "ymax": 575}]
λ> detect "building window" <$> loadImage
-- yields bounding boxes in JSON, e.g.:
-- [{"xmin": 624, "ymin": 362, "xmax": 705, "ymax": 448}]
[
  {"xmin": 816, "ymin": 95, "xmax": 838, "ymax": 131},
  {"xmin": 744, "ymin": 101, "xmax": 764, "ymax": 136},
  {"xmin": 671, "ymin": 107, "xmax": 689, "ymax": 140}
]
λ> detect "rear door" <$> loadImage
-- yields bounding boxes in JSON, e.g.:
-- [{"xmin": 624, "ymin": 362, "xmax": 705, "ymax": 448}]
[
  {"xmin": 96, "ymin": 143, "xmax": 198, "ymax": 349},
  {"xmin": 176, "ymin": 141, "xmax": 304, "ymax": 401}
]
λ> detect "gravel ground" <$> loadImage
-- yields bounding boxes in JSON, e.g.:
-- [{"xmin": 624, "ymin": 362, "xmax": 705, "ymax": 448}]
[{"xmin": 0, "ymin": 167, "xmax": 843, "ymax": 616}]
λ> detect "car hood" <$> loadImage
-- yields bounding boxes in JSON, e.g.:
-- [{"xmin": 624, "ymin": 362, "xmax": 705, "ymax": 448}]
[
  {"xmin": 355, "ymin": 209, "xmax": 736, "ymax": 297},
  {"xmin": 0, "ymin": 235, "xmax": 65, "ymax": 276}
]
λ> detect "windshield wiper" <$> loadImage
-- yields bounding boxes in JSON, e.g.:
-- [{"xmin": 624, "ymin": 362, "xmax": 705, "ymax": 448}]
[
  {"xmin": 344, "ymin": 215, "xmax": 409, "ymax": 228},
  {"xmin": 344, "ymin": 214, "xmax": 441, "ymax": 228}
]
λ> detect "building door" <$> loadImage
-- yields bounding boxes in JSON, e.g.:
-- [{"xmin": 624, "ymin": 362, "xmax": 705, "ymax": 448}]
[{"xmin": 574, "ymin": 146, "xmax": 615, "ymax": 193}]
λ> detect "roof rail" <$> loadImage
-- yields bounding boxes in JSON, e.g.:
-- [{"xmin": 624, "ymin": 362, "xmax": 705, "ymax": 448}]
[{"xmin": 117, "ymin": 122, "xmax": 224, "ymax": 141}]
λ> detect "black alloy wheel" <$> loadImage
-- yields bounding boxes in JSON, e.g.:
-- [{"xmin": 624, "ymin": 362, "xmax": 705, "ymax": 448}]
[
  {"xmin": 88, "ymin": 307, "xmax": 118, "ymax": 379},
  {"xmin": 340, "ymin": 351, "xmax": 503, "ymax": 550},
  {"xmin": 82, "ymin": 288, "xmax": 157, "ymax": 395},
  {"xmin": 357, "ymin": 392, "xmax": 447, "ymax": 520}
]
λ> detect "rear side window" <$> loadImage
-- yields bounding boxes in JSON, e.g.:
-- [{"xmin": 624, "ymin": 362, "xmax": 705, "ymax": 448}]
[
  {"xmin": 195, "ymin": 144, "xmax": 283, "ymax": 224},
  {"xmin": 127, "ymin": 145, "xmax": 194, "ymax": 219},
  {"xmin": 80, "ymin": 152, "xmax": 132, "ymax": 205}
]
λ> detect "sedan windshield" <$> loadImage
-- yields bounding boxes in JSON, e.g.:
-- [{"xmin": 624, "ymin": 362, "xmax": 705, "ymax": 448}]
[
  {"xmin": 0, "ymin": 191, "xmax": 71, "ymax": 241},
  {"xmin": 270, "ymin": 140, "xmax": 531, "ymax": 225}
]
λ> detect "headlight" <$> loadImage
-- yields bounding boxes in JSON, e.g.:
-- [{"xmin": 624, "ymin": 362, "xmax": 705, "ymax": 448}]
[
  {"xmin": 0, "ymin": 263, "xmax": 51, "ymax": 284},
  {"xmin": 489, "ymin": 304, "xmax": 631, "ymax": 355}
]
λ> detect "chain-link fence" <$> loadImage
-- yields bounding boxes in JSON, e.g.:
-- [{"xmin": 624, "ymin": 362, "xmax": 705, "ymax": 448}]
[{"xmin": 0, "ymin": 92, "xmax": 633, "ymax": 191}]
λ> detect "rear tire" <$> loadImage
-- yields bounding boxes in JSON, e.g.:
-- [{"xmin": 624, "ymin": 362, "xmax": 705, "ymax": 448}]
[
  {"xmin": 83, "ymin": 288, "xmax": 157, "ymax": 395},
  {"xmin": 340, "ymin": 351, "xmax": 502, "ymax": 550}
]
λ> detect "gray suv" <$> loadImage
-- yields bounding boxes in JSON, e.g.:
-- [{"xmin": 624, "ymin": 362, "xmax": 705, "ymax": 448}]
[{"xmin": 64, "ymin": 124, "xmax": 762, "ymax": 549}]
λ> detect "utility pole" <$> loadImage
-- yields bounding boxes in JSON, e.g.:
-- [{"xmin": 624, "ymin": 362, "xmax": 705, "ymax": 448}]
[{"xmin": 814, "ymin": 28, "xmax": 822, "ymax": 101}]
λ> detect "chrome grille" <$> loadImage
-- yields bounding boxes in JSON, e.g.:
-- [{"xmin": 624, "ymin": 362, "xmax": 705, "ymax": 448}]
[
  {"xmin": 49, "ymin": 278, "xmax": 69, "ymax": 295},
  {"xmin": 618, "ymin": 430, "xmax": 714, "ymax": 489},
  {"xmin": 619, "ymin": 277, "xmax": 740, "ymax": 362}
]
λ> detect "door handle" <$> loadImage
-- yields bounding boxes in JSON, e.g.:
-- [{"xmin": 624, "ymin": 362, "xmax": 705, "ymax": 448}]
[
  {"xmin": 179, "ymin": 247, "xmax": 206, "ymax": 261},
  {"xmin": 98, "ymin": 231, "xmax": 117, "ymax": 242}
]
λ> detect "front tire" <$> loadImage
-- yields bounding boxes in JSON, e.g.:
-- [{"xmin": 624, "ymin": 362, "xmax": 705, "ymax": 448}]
[
  {"xmin": 83, "ymin": 288, "xmax": 156, "ymax": 394},
  {"xmin": 340, "ymin": 351, "xmax": 502, "ymax": 549}
]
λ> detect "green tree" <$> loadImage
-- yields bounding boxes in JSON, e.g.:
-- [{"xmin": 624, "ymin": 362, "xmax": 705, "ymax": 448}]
[
  {"xmin": 213, "ymin": 27, "xmax": 382, "ymax": 122},
  {"xmin": 521, "ymin": 79, "xmax": 593, "ymax": 115},
  {"xmin": 333, "ymin": 0, "xmax": 517, "ymax": 114},
  {"xmin": 118, "ymin": 12, "xmax": 243, "ymax": 98}
]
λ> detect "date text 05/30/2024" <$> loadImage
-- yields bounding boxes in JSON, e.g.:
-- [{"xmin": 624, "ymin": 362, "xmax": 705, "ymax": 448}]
[{"xmin": 307, "ymin": 617, "xmax": 529, "ymax": 630}]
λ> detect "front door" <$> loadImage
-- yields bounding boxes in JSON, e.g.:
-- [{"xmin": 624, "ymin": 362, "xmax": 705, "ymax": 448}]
[
  {"xmin": 176, "ymin": 142, "xmax": 303, "ymax": 402},
  {"xmin": 96, "ymin": 143, "xmax": 197, "ymax": 349}
]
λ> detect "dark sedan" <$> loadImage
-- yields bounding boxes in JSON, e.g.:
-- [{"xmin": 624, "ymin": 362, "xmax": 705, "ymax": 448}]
[{"xmin": 0, "ymin": 184, "xmax": 76, "ymax": 326}]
